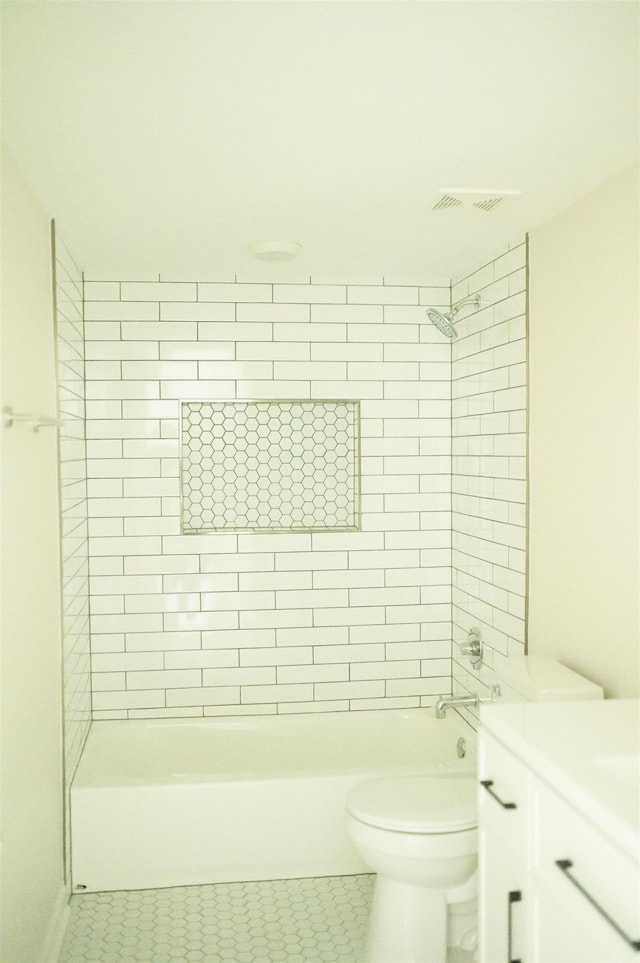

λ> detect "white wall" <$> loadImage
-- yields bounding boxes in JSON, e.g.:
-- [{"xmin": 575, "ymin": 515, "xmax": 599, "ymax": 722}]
[
  {"xmin": 0, "ymin": 148, "xmax": 68, "ymax": 960},
  {"xmin": 528, "ymin": 163, "xmax": 640, "ymax": 697}
]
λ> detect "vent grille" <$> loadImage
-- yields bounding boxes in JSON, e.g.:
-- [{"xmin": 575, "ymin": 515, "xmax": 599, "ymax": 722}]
[
  {"xmin": 432, "ymin": 189, "xmax": 520, "ymax": 212},
  {"xmin": 432, "ymin": 193, "xmax": 464, "ymax": 211}
]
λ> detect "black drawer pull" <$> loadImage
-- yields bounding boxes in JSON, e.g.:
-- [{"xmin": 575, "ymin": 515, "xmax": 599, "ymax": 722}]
[
  {"xmin": 556, "ymin": 859, "xmax": 640, "ymax": 951},
  {"xmin": 480, "ymin": 779, "xmax": 517, "ymax": 809},
  {"xmin": 508, "ymin": 889, "xmax": 522, "ymax": 963}
]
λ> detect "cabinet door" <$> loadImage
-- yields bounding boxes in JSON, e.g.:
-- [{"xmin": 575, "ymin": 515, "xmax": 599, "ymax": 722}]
[
  {"xmin": 478, "ymin": 731, "xmax": 531, "ymax": 963},
  {"xmin": 479, "ymin": 828, "xmax": 527, "ymax": 963},
  {"xmin": 533, "ymin": 780, "xmax": 640, "ymax": 963},
  {"xmin": 533, "ymin": 880, "xmax": 639, "ymax": 963}
]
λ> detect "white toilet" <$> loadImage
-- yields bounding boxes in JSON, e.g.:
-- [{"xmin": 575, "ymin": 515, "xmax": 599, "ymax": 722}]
[{"xmin": 346, "ymin": 654, "xmax": 603, "ymax": 963}]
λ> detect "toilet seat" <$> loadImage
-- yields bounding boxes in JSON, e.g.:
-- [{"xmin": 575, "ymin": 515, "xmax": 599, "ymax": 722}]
[{"xmin": 347, "ymin": 773, "xmax": 477, "ymax": 833}]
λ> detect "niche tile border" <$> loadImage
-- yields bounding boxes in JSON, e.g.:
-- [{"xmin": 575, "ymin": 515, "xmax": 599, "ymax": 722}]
[{"xmin": 180, "ymin": 399, "xmax": 361, "ymax": 534}]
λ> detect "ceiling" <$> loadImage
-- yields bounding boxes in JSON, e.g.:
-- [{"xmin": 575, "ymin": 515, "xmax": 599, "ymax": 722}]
[{"xmin": 1, "ymin": 1, "xmax": 638, "ymax": 281}]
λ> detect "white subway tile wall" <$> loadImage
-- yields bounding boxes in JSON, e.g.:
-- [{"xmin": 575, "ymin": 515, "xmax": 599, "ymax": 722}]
[
  {"xmin": 450, "ymin": 240, "xmax": 528, "ymax": 717},
  {"xmin": 54, "ymin": 228, "xmax": 91, "ymax": 878},
  {"xmin": 83, "ymin": 277, "xmax": 456, "ymax": 717}
]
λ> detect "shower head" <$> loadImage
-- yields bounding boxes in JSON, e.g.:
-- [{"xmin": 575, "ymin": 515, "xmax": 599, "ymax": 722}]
[
  {"xmin": 427, "ymin": 307, "xmax": 458, "ymax": 339},
  {"xmin": 427, "ymin": 295, "xmax": 482, "ymax": 339}
]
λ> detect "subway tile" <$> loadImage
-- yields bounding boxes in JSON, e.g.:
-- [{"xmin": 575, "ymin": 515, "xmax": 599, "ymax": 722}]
[
  {"xmin": 202, "ymin": 666, "xmax": 275, "ymax": 686},
  {"xmin": 273, "ymin": 284, "xmax": 346, "ymax": 303},
  {"xmin": 387, "ymin": 677, "xmax": 448, "ymax": 697},
  {"xmin": 160, "ymin": 340, "xmax": 236, "ymax": 360},
  {"xmin": 240, "ymin": 646, "xmax": 312, "ymax": 667},
  {"xmin": 313, "ymin": 606, "xmax": 385, "ymax": 627},
  {"xmin": 276, "ymin": 588, "xmax": 348, "ymax": 609},
  {"xmin": 90, "ymin": 574, "xmax": 162, "ymax": 595},
  {"xmin": 86, "ymin": 341, "xmax": 159, "ymax": 361},
  {"xmin": 92, "ymin": 690, "xmax": 165, "ymax": 710},
  {"xmin": 201, "ymin": 552, "xmax": 275, "ymax": 573},
  {"xmin": 315, "ymin": 642, "xmax": 385, "ymax": 666},
  {"xmin": 314, "ymin": 680, "xmax": 385, "ymax": 700},
  {"xmin": 347, "ymin": 285, "xmax": 418, "ymax": 305},
  {"xmin": 125, "ymin": 631, "xmax": 201, "ymax": 651},
  {"xmin": 121, "ymin": 281, "xmax": 196, "ymax": 301},
  {"xmin": 85, "ymin": 302, "xmax": 158, "ymax": 321},
  {"xmin": 350, "ymin": 660, "xmax": 420, "ymax": 681},
  {"xmin": 348, "ymin": 323, "xmax": 418, "ymax": 343},
  {"xmin": 121, "ymin": 321, "xmax": 197, "ymax": 341},
  {"xmin": 163, "ymin": 572, "xmax": 238, "ymax": 593},
  {"xmin": 277, "ymin": 663, "xmax": 348, "ymax": 684},
  {"xmin": 166, "ymin": 686, "xmax": 240, "ymax": 708},
  {"xmin": 92, "ymin": 651, "xmax": 163, "ymax": 672},
  {"xmin": 239, "ymin": 608, "xmax": 313, "ymax": 630},
  {"xmin": 90, "ymin": 612, "xmax": 164, "ymax": 633},
  {"xmin": 164, "ymin": 611, "xmax": 239, "ymax": 632},
  {"xmin": 198, "ymin": 282, "xmax": 272, "ymax": 302},
  {"xmin": 311, "ymin": 304, "xmax": 382, "ymax": 323},
  {"xmin": 202, "ymin": 628, "xmax": 275, "ymax": 649},
  {"xmin": 349, "ymin": 623, "xmax": 418, "ymax": 645},
  {"xmin": 312, "ymin": 568, "xmax": 384, "ymax": 589},
  {"xmin": 273, "ymin": 321, "xmax": 346, "ymax": 343},
  {"xmin": 276, "ymin": 625, "xmax": 349, "ymax": 647},
  {"xmin": 236, "ymin": 380, "xmax": 311, "ymax": 398},
  {"xmin": 236, "ymin": 342, "xmax": 310, "ymax": 361},
  {"xmin": 160, "ymin": 302, "xmax": 234, "ymax": 322},
  {"xmin": 124, "ymin": 555, "xmax": 199, "ymax": 575},
  {"xmin": 165, "ymin": 649, "xmax": 238, "ymax": 670},
  {"xmin": 238, "ymin": 570, "xmax": 311, "ymax": 592},
  {"xmin": 160, "ymin": 379, "xmax": 236, "ymax": 399},
  {"xmin": 201, "ymin": 590, "xmax": 275, "ymax": 611},
  {"xmin": 237, "ymin": 303, "xmax": 309, "ymax": 323},
  {"xmin": 240, "ymin": 683, "xmax": 313, "ymax": 704},
  {"xmin": 311, "ymin": 342, "xmax": 382, "ymax": 361},
  {"xmin": 125, "ymin": 592, "xmax": 201, "ymax": 613},
  {"xmin": 198, "ymin": 321, "xmax": 271, "ymax": 341},
  {"xmin": 83, "ymin": 280, "xmax": 120, "ymax": 300}
]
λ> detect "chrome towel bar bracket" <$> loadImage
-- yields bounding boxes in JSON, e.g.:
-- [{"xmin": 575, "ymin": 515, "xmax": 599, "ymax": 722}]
[{"xmin": 3, "ymin": 406, "xmax": 62, "ymax": 431}]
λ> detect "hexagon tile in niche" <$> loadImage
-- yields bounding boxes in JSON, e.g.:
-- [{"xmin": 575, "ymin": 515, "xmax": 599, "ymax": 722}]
[
  {"xmin": 180, "ymin": 400, "xmax": 360, "ymax": 533},
  {"xmin": 58, "ymin": 874, "xmax": 375, "ymax": 963}
]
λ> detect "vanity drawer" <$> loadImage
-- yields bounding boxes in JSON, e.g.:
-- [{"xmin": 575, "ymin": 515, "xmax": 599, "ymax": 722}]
[
  {"xmin": 478, "ymin": 730, "xmax": 530, "ymax": 857},
  {"xmin": 534, "ymin": 781, "xmax": 640, "ymax": 960}
]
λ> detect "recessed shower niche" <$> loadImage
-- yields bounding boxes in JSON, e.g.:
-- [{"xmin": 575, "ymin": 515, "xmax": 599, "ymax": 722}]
[{"xmin": 180, "ymin": 399, "xmax": 361, "ymax": 533}]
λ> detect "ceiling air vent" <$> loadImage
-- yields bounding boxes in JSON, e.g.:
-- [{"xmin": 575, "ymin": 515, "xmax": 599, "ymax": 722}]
[{"xmin": 432, "ymin": 189, "xmax": 521, "ymax": 212}]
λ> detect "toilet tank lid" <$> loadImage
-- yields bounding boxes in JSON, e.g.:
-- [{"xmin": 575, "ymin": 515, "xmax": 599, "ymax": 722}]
[{"xmin": 496, "ymin": 653, "xmax": 604, "ymax": 701}]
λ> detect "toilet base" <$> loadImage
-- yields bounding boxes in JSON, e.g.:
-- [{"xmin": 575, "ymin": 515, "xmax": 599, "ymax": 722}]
[
  {"xmin": 365, "ymin": 876, "xmax": 447, "ymax": 963},
  {"xmin": 364, "ymin": 880, "xmax": 478, "ymax": 963}
]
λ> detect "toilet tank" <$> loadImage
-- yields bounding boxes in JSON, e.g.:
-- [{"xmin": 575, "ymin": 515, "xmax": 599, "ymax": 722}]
[{"xmin": 495, "ymin": 652, "xmax": 604, "ymax": 702}]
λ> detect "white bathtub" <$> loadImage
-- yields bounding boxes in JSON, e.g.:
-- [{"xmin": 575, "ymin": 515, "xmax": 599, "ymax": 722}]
[{"xmin": 70, "ymin": 709, "xmax": 474, "ymax": 893}]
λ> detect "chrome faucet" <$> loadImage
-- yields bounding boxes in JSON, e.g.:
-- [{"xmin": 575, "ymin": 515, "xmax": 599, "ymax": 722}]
[
  {"xmin": 434, "ymin": 693, "xmax": 478, "ymax": 719},
  {"xmin": 434, "ymin": 685, "xmax": 501, "ymax": 719}
]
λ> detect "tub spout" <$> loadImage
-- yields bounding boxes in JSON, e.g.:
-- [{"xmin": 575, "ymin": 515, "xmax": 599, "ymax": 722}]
[
  {"xmin": 434, "ymin": 685, "xmax": 501, "ymax": 719},
  {"xmin": 434, "ymin": 694, "xmax": 479, "ymax": 719}
]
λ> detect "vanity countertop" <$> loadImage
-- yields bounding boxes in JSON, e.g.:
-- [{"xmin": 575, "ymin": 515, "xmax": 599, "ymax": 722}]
[{"xmin": 480, "ymin": 698, "xmax": 640, "ymax": 857}]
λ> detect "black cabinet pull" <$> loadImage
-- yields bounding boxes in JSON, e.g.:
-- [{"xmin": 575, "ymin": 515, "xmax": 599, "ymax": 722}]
[
  {"xmin": 556, "ymin": 859, "xmax": 640, "ymax": 951},
  {"xmin": 480, "ymin": 779, "xmax": 517, "ymax": 809},
  {"xmin": 508, "ymin": 889, "xmax": 522, "ymax": 963}
]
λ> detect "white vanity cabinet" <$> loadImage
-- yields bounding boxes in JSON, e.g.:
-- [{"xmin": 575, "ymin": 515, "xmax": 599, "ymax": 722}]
[{"xmin": 478, "ymin": 699, "xmax": 640, "ymax": 963}]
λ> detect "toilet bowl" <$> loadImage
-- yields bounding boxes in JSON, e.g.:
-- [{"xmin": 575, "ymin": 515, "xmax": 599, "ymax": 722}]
[
  {"xmin": 346, "ymin": 771, "xmax": 477, "ymax": 963},
  {"xmin": 346, "ymin": 654, "xmax": 605, "ymax": 963}
]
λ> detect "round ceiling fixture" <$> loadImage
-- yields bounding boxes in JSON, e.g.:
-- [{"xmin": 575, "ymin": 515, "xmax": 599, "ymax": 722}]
[{"xmin": 248, "ymin": 240, "xmax": 302, "ymax": 261}]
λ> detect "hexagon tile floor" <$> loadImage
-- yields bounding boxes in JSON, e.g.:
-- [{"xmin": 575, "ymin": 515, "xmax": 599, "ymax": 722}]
[{"xmin": 58, "ymin": 874, "xmax": 375, "ymax": 963}]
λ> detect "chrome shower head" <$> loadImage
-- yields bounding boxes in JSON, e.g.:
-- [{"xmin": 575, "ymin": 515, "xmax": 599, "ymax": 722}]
[
  {"xmin": 427, "ymin": 308, "xmax": 457, "ymax": 339},
  {"xmin": 427, "ymin": 295, "xmax": 482, "ymax": 339}
]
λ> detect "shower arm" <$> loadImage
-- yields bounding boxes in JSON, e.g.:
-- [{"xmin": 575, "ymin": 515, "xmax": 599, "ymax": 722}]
[{"xmin": 451, "ymin": 294, "xmax": 481, "ymax": 316}]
